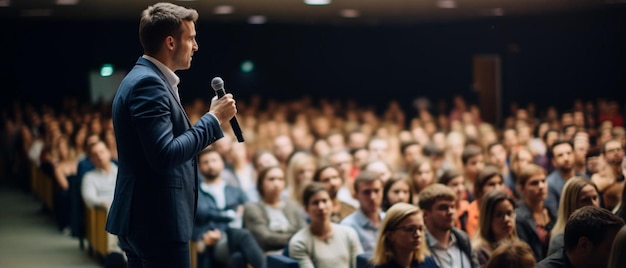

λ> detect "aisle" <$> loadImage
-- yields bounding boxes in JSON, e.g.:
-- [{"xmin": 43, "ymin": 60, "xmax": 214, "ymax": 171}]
[{"xmin": 0, "ymin": 184, "xmax": 101, "ymax": 268}]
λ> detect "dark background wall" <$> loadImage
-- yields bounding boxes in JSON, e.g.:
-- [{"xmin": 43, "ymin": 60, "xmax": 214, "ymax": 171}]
[{"xmin": 1, "ymin": 6, "xmax": 624, "ymax": 120}]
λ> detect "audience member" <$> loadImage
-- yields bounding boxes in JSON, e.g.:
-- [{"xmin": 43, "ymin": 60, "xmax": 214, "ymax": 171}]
[
  {"xmin": 592, "ymin": 140, "xmax": 625, "ymax": 211},
  {"xmin": 192, "ymin": 148, "xmax": 264, "ymax": 268},
  {"xmin": 408, "ymin": 158, "xmax": 436, "ymax": 205},
  {"xmin": 363, "ymin": 159, "xmax": 394, "ymax": 183},
  {"xmin": 484, "ymin": 239, "xmax": 536, "ymax": 268},
  {"xmin": 536, "ymin": 206, "xmax": 624, "ymax": 268},
  {"xmin": 341, "ymin": 170, "xmax": 386, "ymax": 252},
  {"xmin": 464, "ymin": 164, "xmax": 506, "ymax": 238},
  {"xmin": 80, "ymin": 140, "xmax": 125, "ymax": 265},
  {"xmin": 284, "ymin": 151, "xmax": 317, "ymax": 208},
  {"xmin": 472, "ymin": 190, "xmax": 518, "ymax": 266},
  {"xmin": 437, "ymin": 169, "xmax": 471, "ymax": 232},
  {"xmin": 243, "ymin": 165, "xmax": 307, "ymax": 253},
  {"xmin": 400, "ymin": 141, "xmax": 423, "ymax": 174},
  {"xmin": 327, "ymin": 148, "xmax": 360, "ymax": 208},
  {"xmin": 289, "ymin": 183, "xmax": 363, "ymax": 268},
  {"xmin": 461, "ymin": 144, "xmax": 486, "ymax": 197},
  {"xmin": 546, "ymin": 141, "xmax": 578, "ymax": 214},
  {"xmin": 313, "ymin": 165, "xmax": 356, "ymax": 223},
  {"xmin": 381, "ymin": 176, "xmax": 413, "ymax": 212},
  {"xmin": 487, "ymin": 142, "xmax": 510, "ymax": 185},
  {"xmin": 370, "ymin": 203, "xmax": 438, "ymax": 268},
  {"xmin": 418, "ymin": 184, "xmax": 479, "ymax": 268},
  {"xmin": 228, "ymin": 141, "xmax": 257, "ymax": 202},
  {"xmin": 507, "ymin": 147, "xmax": 534, "ymax": 199},
  {"xmin": 53, "ymin": 135, "xmax": 78, "ymax": 233},
  {"xmin": 547, "ymin": 177, "xmax": 600, "ymax": 255},
  {"xmin": 515, "ymin": 164, "xmax": 556, "ymax": 261}
]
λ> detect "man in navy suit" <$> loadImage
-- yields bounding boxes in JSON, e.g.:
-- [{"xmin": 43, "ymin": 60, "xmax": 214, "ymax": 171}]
[{"xmin": 105, "ymin": 2, "xmax": 237, "ymax": 267}]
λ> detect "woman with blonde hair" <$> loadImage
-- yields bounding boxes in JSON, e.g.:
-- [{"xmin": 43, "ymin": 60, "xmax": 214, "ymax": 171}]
[
  {"xmin": 546, "ymin": 177, "xmax": 599, "ymax": 255},
  {"xmin": 284, "ymin": 151, "xmax": 317, "ymax": 207},
  {"xmin": 472, "ymin": 190, "xmax": 518, "ymax": 266},
  {"xmin": 370, "ymin": 203, "xmax": 438, "ymax": 268}
]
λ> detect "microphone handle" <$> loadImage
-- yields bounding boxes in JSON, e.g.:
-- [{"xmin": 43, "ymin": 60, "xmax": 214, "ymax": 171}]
[{"xmin": 215, "ymin": 89, "xmax": 245, "ymax": 142}]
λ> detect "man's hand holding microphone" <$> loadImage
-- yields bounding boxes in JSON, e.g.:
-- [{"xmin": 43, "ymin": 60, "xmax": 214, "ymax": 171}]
[{"xmin": 209, "ymin": 77, "xmax": 245, "ymax": 142}]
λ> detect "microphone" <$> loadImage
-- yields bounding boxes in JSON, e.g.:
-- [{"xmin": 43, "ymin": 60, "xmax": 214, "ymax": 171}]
[{"xmin": 211, "ymin": 77, "xmax": 245, "ymax": 143}]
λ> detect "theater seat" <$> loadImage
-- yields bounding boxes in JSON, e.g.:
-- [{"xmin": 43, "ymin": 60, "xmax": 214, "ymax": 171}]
[
  {"xmin": 357, "ymin": 252, "xmax": 373, "ymax": 268},
  {"xmin": 267, "ymin": 254, "xmax": 299, "ymax": 268}
]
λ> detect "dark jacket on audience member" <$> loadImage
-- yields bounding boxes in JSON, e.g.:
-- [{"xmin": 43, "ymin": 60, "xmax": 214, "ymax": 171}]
[
  {"xmin": 515, "ymin": 201, "xmax": 557, "ymax": 261},
  {"xmin": 192, "ymin": 182, "xmax": 248, "ymax": 240}
]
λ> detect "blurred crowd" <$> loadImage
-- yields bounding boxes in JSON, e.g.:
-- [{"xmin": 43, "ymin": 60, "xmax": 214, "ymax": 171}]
[{"xmin": 1, "ymin": 94, "xmax": 626, "ymax": 268}]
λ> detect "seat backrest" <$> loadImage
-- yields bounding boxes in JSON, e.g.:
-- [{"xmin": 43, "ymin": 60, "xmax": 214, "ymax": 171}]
[
  {"xmin": 267, "ymin": 254, "xmax": 300, "ymax": 268},
  {"xmin": 356, "ymin": 252, "xmax": 374, "ymax": 268}
]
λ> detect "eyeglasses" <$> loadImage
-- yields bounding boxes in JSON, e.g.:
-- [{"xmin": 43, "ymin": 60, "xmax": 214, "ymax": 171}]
[{"xmin": 392, "ymin": 225, "xmax": 424, "ymax": 234}]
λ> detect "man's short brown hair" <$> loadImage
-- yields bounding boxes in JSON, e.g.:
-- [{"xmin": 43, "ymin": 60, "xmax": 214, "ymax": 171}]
[
  {"xmin": 418, "ymin": 183, "xmax": 457, "ymax": 211},
  {"xmin": 353, "ymin": 170, "xmax": 383, "ymax": 193},
  {"xmin": 139, "ymin": 2, "xmax": 199, "ymax": 55}
]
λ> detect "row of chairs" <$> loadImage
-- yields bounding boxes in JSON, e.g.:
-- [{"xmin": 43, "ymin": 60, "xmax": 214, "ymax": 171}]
[
  {"xmin": 28, "ymin": 161, "xmax": 112, "ymax": 263},
  {"xmin": 30, "ymin": 161, "xmax": 54, "ymax": 213},
  {"xmin": 266, "ymin": 252, "xmax": 373, "ymax": 268}
]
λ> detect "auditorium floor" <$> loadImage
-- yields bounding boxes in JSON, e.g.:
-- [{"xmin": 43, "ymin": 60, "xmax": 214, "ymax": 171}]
[{"xmin": 0, "ymin": 183, "xmax": 101, "ymax": 268}]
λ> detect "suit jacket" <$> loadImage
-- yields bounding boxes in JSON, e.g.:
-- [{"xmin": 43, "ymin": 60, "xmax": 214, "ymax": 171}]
[
  {"xmin": 243, "ymin": 200, "xmax": 308, "ymax": 252},
  {"xmin": 106, "ymin": 57, "xmax": 223, "ymax": 242}
]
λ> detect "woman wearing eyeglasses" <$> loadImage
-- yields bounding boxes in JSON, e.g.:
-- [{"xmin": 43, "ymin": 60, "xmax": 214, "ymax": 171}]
[{"xmin": 370, "ymin": 203, "xmax": 438, "ymax": 268}]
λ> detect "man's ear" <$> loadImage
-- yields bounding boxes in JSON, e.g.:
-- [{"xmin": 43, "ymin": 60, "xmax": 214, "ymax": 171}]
[
  {"xmin": 577, "ymin": 236, "xmax": 593, "ymax": 254},
  {"xmin": 165, "ymin": 36, "xmax": 175, "ymax": 50}
]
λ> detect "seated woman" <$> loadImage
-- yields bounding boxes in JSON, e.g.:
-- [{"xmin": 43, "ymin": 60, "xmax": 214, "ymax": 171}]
[
  {"xmin": 472, "ymin": 190, "xmax": 518, "ymax": 266},
  {"xmin": 370, "ymin": 203, "xmax": 438, "ymax": 268},
  {"xmin": 312, "ymin": 165, "xmax": 356, "ymax": 223},
  {"xmin": 515, "ymin": 164, "xmax": 556, "ymax": 261},
  {"xmin": 407, "ymin": 158, "xmax": 436, "ymax": 205},
  {"xmin": 243, "ymin": 166, "xmax": 308, "ymax": 253},
  {"xmin": 465, "ymin": 164, "xmax": 506, "ymax": 238},
  {"xmin": 289, "ymin": 182, "xmax": 363, "ymax": 268},
  {"xmin": 381, "ymin": 176, "xmax": 414, "ymax": 212},
  {"xmin": 546, "ymin": 177, "xmax": 599, "ymax": 255},
  {"xmin": 484, "ymin": 239, "xmax": 536, "ymax": 268}
]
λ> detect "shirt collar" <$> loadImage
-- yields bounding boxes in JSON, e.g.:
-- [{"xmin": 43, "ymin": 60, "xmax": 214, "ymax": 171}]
[
  {"xmin": 354, "ymin": 209, "xmax": 385, "ymax": 228},
  {"xmin": 426, "ymin": 228, "xmax": 457, "ymax": 248},
  {"xmin": 142, "ymin": 55, "xmax": 180, "ymax": 90}
]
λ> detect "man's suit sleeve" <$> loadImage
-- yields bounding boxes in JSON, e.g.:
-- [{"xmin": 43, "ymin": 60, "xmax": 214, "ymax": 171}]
[{"xmin": 128, "ymin": 76, "xmax": 223, "ymax": 169}]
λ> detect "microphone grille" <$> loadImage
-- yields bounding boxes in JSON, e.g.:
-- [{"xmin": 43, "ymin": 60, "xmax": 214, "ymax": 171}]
[{"xmin": 211, "ymin": 77, "xmax": 224, "ymax": 91}]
